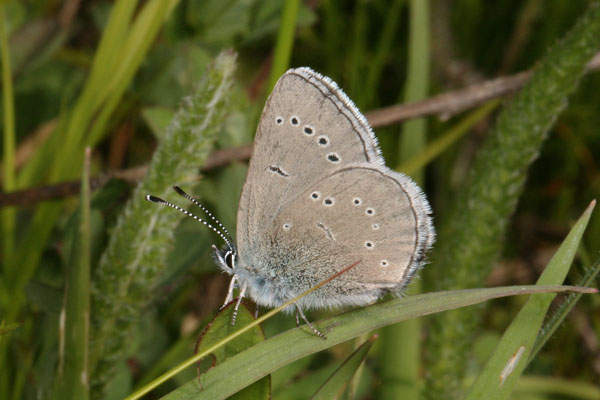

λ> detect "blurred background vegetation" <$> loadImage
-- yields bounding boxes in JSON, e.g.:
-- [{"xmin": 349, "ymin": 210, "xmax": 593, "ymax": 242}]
[{"xmin": 1, "ymin": 0, "xmax": 599, "ymax": 399}]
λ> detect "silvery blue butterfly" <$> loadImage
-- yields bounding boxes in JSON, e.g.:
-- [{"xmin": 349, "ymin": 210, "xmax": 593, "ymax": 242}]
[{"xmin": 148, "ymin": 67, "xmax": 435, "ymax": 337}]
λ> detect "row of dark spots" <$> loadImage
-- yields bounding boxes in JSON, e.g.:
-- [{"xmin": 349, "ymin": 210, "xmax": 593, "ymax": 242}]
[
  {"xmin": 308, "ymin": 191, "xmax": 388, "ymax": 267},
  {"xmin": 275, "ymin": 115, "xmax": 340, "ymax": 164}
]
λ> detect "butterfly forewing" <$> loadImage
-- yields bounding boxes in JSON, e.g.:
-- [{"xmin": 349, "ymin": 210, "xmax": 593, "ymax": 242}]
[{"xmin": 238, "ymin": 69, "xmax": 381, "ymax": 269}]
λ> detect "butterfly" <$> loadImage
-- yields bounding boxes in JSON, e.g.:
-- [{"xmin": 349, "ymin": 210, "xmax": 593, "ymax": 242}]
[{"xmin": 148, "ymin": 67, "xmax": 434, "ymax": 337}]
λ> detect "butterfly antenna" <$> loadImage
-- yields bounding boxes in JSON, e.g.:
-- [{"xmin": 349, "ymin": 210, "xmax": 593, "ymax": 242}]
[
  {"xmin": 172, "ymin": 186, "xmax": 235, "ymax": 247},
  {"xmin": 145, "ymin": 194, "xmax": 234, "ymax": 251}
]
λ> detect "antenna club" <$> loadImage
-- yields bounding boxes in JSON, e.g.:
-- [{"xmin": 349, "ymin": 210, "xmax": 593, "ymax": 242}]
[
  {"xmin": 173, "ymin": 186, "xmax": 186, "ymax": 196},
  {"xmin": 146, "ymin": 194, "xmax": 164, "ymax": 203}
]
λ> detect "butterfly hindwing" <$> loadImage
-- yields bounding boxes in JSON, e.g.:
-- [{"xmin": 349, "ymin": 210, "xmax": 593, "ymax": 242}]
[{"xmin": 266, "ymin": 164, "xmax": 433, "ymax": 309}]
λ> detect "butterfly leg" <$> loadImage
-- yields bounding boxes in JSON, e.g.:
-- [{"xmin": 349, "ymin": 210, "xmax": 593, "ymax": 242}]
[
  {"xmin": 295, "ymin": 310, "xmax": 300, "ymax": 327},
  {"xmin": 294, "ymin": 303, "xmax": 326, "ymax": 339},
  {"xmin": 221, "ymin": 275, "xmax": 237, "ymax": 310},
  {"xmin": 231, "ymin": 281, "xmax": 247, "ymax": 326}
]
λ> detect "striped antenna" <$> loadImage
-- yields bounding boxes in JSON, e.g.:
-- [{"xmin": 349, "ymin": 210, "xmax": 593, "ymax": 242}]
[
  {"xmin": 145, "ymin": 194, "xmax": 234, "ymax": 252},
  {"xmin": 172, "ymin": 186, "xmax": 235, "ymax": 246}
]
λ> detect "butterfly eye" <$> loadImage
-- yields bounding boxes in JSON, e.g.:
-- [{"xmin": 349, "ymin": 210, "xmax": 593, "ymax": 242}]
[{"xmin": 225, "ymin": 251, "xmax": 235, "ymax": 269}]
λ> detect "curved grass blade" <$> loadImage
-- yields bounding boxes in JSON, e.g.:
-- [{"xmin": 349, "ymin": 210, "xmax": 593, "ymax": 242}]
[
  {"xmin": 465, "ymin": 201, "xmax": 595, "ymax": 400},
  {"xmin": 160, "ymin": 284, "xmax": 595, "ymax": 400}
]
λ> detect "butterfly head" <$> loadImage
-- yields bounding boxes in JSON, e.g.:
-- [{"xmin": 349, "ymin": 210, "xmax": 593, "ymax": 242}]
[{"xmin": 212, "ymin": 244, "xmax": 237, "ymax": 274}]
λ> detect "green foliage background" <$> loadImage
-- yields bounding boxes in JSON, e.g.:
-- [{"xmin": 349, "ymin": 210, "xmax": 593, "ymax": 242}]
[{"xmin": 1, "ymin": 0, "xmax": 599, "ymax": 399}]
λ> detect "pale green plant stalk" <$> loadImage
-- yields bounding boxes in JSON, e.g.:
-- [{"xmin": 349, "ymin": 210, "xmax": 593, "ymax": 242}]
[
  {"xmin": 52, "ymin": 148, "xmax": 92, "ymax": 400},
  {"xmin": 363, "ymin": 0, "xmax": 403, "ymax": 109},
  {"xmin": 0, "ymin": 6, "xmax": 16, "ymax": 279},
  {"xmin": 348, "ymin": 0, "xmax": 368, "ymax": 103},
  {"xmin": 89, "ymin": 51, "xmax": 236, "ymax": 398},
  {"xmin": 267, "ymin": 0, "xmax": 300, "ymax": 94},
  {"xmin": 380, "ymin": 0, "xmax": 430, "ymax": 399},
  {"xmin": 0, "ymin": 8, "xmax": 16, "ymax": 399},
  {"xmin": 424, "ymin": 3, "xmax": 600, "ymax": 398}
]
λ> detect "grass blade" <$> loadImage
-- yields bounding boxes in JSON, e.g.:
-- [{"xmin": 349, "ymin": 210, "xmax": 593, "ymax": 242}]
[
  {"xmin": 5, "ymin": 0, "xmax": 179, "ymax": 331},
  {"xmin": 425, "ymin": 3, "xmax": 600, "ymax": 397},
  {"xmin": 465, "ymin": 201, "xmax": 595, "ymax": 400},
  {"xmin": 160, "ymin": 284, "xmax": 594, "ymax": 400},
  {"xmin": 398, "ymin": 99, "xmax": 500, "ymax": 176},
  {"xmin": 52, "ymin": 148, "xmax": 92, "ymax": 400},
  {"xmin": 267, "ymin": 0, "xmax": 300, "ymax": 93},
  {"xmin": 0, "ymin": 5, "xmax": 16, "ymax": 275},
  {"xmin": 529, "ymin": 255, "xmax": 600, "ymax": 361},
  {"xmin": 311, "ymin": 335, "xmax": 376, "ymax": 400},
  {"xmin": 381, "ymin": 1, "xmax": 431, "ymax": 398}
]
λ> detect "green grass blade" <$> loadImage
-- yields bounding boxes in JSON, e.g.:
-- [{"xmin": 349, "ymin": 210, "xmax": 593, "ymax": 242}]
[
  {"xmin": 0, "ymin": 5, "xmax": 16, "ymax": 274},
  {"xmin": 85, "ymin": 0, "xmax": 179, "ymax": 147},
  {"xmin": 52, "ymin": 148, "xmax": 92, "ymax": 400},
  {"xmin": 267, "ymin": 0, "xmax": 300, "ymax": 93},
  {"xmin": 529, "ymin": 254, "xmax": 600, "ymax": 362},
  {"xmin": 381, "ymin": 1, "xmax": 430, "ymax": 398},
  {"xmin": 362, "ymin": 0, "xmax": 403, "ymax": 108},
  {"xmin": 465, "ymin": 201, "xmax": 595, "ymax": 400},
  {"xmin": 514, "ymin": 376, "xmax": 600, "ymax": 399},
  {"xmin": 5, "ymin": 0, "xmax": 179, "ymax": 337},
  {"xmin": 311, "ymin": 335, "xmax": 375, "ymax": 400},
  {"xmin": 89, "ymin": 51, "xmax": 236, "ymax": 397},
  {"xmin": 14, "ymin": 0, "xmax": 137, "ymax": 190},
  {"xmin": 348, "ymin": 0, "xmax": 368, "ymax": 102},
  {"xmin": 159, "ymin": 285, "xmax": 594, "ymax": 400},
  {"xmin": 425, "ymin": 3, "xmax": 600, "ymax": 397},
  {"xmin": 398, "ymin": 100, "xmax": 500, "ymax": 176},
  {"xmin": 398, "ymin": 0, "xmax": 430, "ymax": 181}
]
